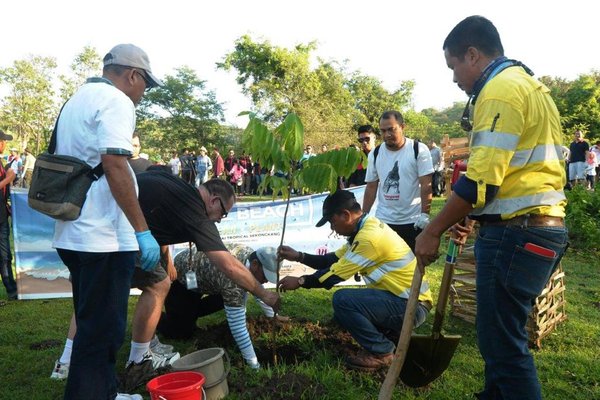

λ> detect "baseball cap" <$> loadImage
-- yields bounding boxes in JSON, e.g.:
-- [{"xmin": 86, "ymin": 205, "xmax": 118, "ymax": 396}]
[
  {"xmin": 256, "ymin": 247, "xmax": 278, "ymax": 283},
  {"xmin": 0, "ymin": 130, "xmax": 13, "ymax": 141},
  {"xmin": 103, "ymin": 44, "xmax": 164, "ymax": 88},
  {"xmin": 199, "ymin": 146, "xmax": 207, "ymax": 152},
  {"xmin": 315, "ymin": 190, "xmax": 358, "ymax": 227}
]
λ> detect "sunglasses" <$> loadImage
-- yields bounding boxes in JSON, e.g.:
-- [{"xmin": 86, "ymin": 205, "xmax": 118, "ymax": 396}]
[
  {"xmin": 217, "ymin": 197, "xmax": 228, "ymax": 218},
  {"xmin": 358, "ymin": 137, "xmax": 371, "ymax": 143},
  {"xmin": 133, "ymin": 69, "xmax": 152, "ymax": 91}
]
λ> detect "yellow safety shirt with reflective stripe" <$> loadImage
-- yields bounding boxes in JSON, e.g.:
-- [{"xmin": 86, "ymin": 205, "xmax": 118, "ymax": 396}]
[
  {"xmin": 318, "ymin": 216, "xmax": 432, "ymax": 304},
  {"xmin": 467, "ymin": 67, "xmax": 566, "ymax": 219}
]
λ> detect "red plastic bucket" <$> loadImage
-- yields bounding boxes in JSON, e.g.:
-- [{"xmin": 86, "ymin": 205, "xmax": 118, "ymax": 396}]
[{"xmin": 147, "ymin": 371, "xmax": 206, "ymax": 400}]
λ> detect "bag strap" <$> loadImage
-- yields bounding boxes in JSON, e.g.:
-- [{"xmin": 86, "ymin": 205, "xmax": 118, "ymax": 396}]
[{"xmin": 50, "ymin": 102, "xmax": 104, "ymax": 181}]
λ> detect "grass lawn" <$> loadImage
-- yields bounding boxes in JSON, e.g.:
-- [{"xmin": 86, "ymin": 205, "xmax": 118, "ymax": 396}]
[{"xmin": 0, "ymin": 198, "xmax": 598, "ymax": 399}]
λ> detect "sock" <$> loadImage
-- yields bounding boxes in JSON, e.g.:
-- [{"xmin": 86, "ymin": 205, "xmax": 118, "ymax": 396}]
[
  {"xmin": 59, "ymin": 338, "xmax": 73, "ymax": 365},
  {"xmin": 128, "ymin": 341, "xmax": 151, "ymax": 364}
]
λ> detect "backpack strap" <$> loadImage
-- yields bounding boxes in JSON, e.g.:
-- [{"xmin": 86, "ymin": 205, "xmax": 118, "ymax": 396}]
[
  {"xmin": 413, "ymin": 139, "xmax": 420, "ymax": 159},
  {"xmin": 373, "ymin": 139, "xmax": 420, "ymax": 164}
]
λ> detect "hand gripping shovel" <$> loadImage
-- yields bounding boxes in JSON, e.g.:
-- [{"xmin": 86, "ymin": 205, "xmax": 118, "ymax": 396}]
[
  {"xmin": 399, "ymin": 240, "xmax": 462, "ymax": 388},
  {"xmin": 379, "ymin": 241, "xmax": 461, "ymax": 399}
]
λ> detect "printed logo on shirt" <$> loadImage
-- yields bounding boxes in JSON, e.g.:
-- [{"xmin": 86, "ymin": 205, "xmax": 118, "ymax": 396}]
[{"xmin": 383, "ymin": 161, "xmax": 400, "ymax": 200}]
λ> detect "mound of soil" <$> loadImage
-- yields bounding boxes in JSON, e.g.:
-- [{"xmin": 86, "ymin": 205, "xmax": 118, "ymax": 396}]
[
  {"xmin": 193, "ymin": 316, "xmax": 358, "ymax": 366},
  {"xmin": 191, "ymin": 316, "xmax": 384, "ymax": 398}
]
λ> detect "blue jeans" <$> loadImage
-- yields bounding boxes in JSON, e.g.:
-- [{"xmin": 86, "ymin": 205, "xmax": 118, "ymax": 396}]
[
  {"xmin": 333, "ymin": 288, "xmax": 429, "ymax": 354},
  {"xmin": 475, "ymin": 225, "xmax": 568, "ymax": 400},
  {"xmin": 57, "ymin": 249, "xmax": 136, "ymax": 400},
  {"xmin": 0, "ymin": 220, "xmax": 16, "ymax": 298}
]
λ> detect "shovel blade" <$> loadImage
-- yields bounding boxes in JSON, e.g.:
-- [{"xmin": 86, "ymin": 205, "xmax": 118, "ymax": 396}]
[{"xmin": 399, "ymin": 334, "xmax": 462, "ymax": 388}]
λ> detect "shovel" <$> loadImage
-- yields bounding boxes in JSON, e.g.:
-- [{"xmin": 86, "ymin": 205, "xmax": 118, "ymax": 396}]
[
  {"xmin": 378, "ymin": 255, "xmax": 426, "ymax": 399},
  {"xmin": 379, "ymin": 241, "xmax": 461, "ymax": 399},
  {"xmin": 399, "ymin": 240, "xmax": 462, "ymax": 388}
]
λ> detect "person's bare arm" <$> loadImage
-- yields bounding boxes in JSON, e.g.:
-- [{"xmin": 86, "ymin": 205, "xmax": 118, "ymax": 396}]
[
  {"xmin": 205, "ymin": 249, "xmax": 280, "ymax": 311},
  {"xmin": 0, "ymin": 168, "xmax": 16, "ymax": 190},
  {"xmin": 415, "ymin": 193, "xmax": 473, "ymax": 268},
  {"xmin": 101, "ymin": 154, "xmax": 148, "ymax": 232},
  {"xmin": 419, "ymin": 174, "xmax": 433, "ymax": 214},
  {"xmin": 362, "ymin": 181, "xmax": 378, "ymax": 213}
]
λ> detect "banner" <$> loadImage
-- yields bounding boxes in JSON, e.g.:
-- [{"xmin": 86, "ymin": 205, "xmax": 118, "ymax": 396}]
[{"xmin": 12, "ymin": 186, "xmax": 371, "ymax": 299}]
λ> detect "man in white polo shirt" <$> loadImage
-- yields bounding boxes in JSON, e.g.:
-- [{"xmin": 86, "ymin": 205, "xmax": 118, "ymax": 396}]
[{"xmin": 52, "ymin": 44, "xmax": 163, "ymax": 400}]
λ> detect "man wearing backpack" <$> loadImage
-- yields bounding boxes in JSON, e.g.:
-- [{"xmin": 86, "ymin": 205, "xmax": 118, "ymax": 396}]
[{"xmin": 362, "ymin": 110, "xmax": 434, "ymax": 251}]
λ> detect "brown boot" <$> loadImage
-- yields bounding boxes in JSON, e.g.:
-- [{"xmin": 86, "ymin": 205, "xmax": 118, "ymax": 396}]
[{"xmin": 346, "ymin": 350, "xmax": 393, "ymax": 370}]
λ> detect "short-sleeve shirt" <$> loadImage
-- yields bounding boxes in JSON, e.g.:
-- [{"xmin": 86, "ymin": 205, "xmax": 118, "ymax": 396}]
[
  {"xmin": 52, "ymin": 78, "xmax": 138, "ymax": 252},
  {"xmin": 569, "ymin": 141, "xmax": 590, "ymax": 163},
  {"xmin": 136, "ymin": 170, "xmax": 226, "ymax": 252},
  {"xmin": 173, "ymin": 243, "xmax": 253, "ymax": 307},
  {"xmin": 365, "ymin": 139, "xmax": 434, "ymax": 225}
]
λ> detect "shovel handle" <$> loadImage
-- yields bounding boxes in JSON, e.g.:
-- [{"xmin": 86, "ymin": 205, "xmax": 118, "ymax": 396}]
[
  {"xmin": 378, "ymin": 262, "xmax": 424, "ymax": 400},
  {"xmin": 432, "ymin": 240, "xmax": 458, "ymax": 334}
]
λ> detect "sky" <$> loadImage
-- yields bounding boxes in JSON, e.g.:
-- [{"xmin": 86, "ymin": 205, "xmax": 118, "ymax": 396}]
[{"xmin": 2, "ymin": 0, "xmax": 598, "ymax": 128}]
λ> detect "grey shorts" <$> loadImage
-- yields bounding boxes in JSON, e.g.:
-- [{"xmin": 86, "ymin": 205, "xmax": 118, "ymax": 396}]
[
  {"xmin": 131, "ymin": 255, "xmax": 169, "ymax": 289},
  {"xmin": 569, "ymin": 161, "xmax": 586, "ymax": 180}
]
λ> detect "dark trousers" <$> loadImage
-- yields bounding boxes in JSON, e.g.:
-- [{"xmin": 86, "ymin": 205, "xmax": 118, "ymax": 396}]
[
  {"xmin": 57, "ymin": 249, "xmax": 136, "ymax": 400},
  {"xmin": 0, "ymin": 219, "xmax": 16, "ymax": 298},
  {"xmin": 158, "ymin": 280, "xmax": 224, "ymax": 339},
  {"xmin": 387, "ymin": 223, "xmax": 421, "ymax": 253}
]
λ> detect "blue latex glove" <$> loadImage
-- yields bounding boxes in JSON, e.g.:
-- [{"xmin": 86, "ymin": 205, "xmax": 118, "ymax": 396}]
[{"xmin": 135, "ymin": 230, "xmax": 160, "ymax": 271}]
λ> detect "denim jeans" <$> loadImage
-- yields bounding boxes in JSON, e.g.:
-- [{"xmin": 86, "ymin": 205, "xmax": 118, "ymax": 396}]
[
  {"xmin": 57, "ymin": 249, "xmax": 136, "ymax": 400},
  {"xmin": 0, "ymin": 220, "xmax": 16, "ymax": 298},
  {"xmin": 333, "ymin": 288, "xmax": 429, "ymax": 355},
  {"xmin": 475, "ymin": 225, "xmax": 568, "ymax": 400}
]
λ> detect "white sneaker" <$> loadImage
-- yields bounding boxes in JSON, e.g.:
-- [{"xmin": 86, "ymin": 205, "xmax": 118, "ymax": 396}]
[
  {"xmin": 115, "ymin": 394, "xmax": 143, "ymax": 400},
  {"xmin": 150, "ymin": 334, "xmax": 175, "ymax": 356},
  {"xmin": 50, "ymin": 360, "xmax": 69, "ymax": 380},
  {"xmin": 151, "ymin": 349, "xmax": 180, "ymax": 369}
]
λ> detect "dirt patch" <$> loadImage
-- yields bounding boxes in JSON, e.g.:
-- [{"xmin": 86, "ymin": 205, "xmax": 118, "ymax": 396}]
[
  {"xmin": 193, "ymin": 316, "xmax": 359, "ymax": 366},
  {"xmin": 30, "ymin": 339, "xmax": 63, "ymax": 350},
  {"xmin": 192, "ymin": 316, "xmax": 383, "ymax": 398}
]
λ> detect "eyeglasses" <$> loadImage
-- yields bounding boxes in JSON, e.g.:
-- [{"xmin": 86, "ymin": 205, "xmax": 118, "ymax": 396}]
[
  {"xmin": 216, "ymin": 197, "xmax": 228, "ymax": 218},
  {"xmin": 358, "ymin": 137, "xmax": 371, "ymax": 143},
  {"xmin": 133, "ymin": 69, "xmax": 152, "ymax": 91}
]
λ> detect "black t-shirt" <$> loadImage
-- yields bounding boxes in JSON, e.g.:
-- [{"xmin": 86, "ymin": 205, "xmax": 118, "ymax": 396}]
[
  {"xmin": 128, "ymin": 157, "xmax": 153, "ymax": 174},
  {"xmin": 136, "ymin": 171, "xmax": 226, "ymax": 252},
  {"xmin": 569, "ymin": 140, "xmax": 589, "ymax": 162}
]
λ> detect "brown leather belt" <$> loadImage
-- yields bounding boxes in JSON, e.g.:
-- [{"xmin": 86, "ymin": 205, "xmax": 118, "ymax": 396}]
[{"xmin": 480, "ymin": 214, "xmax": 564, "ymax": 227}]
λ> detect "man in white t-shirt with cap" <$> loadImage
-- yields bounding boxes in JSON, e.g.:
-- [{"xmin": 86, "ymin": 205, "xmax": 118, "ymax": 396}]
[{"xmin": 52, "ymin": 43, "xmax": 163, "ymax": 400}]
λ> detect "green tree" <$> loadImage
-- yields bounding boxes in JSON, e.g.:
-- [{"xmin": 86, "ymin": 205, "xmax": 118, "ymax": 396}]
[
  {"xmin": 219, "ymin": 36, "xmax": 415, "ymax": 148},
  {"xmin": 0, "ymin": 55, "xmax": 57, "ymax": 154},
  {"xmin": 59, "ymin": 46, "xmax": 102, "ymax": 102},
  {"xmin": 541, "ymin": 71, "xmax": 600, "ymax": 142},
  {"xmin": 347, "ymin": 74, "xmax": 414, "ymax": 128},
  {"xmin": 137, "ymin": 66, "xmax": 224, "ymax": 157}
]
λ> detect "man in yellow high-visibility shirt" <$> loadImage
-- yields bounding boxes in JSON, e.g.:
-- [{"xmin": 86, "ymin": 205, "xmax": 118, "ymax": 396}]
[{"xmin": 416, "ymin": 16, "xmax": 568, "ymax": 400}]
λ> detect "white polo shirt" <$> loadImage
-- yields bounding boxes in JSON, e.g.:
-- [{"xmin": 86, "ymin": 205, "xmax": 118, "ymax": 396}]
[{"xmin": 52, "ymin": 78, "xmax": 139, "ymax": 252}]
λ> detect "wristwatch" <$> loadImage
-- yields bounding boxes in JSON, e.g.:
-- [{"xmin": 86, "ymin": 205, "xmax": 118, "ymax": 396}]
[{"xmin": 297, "ymin": 276, "xmax": 305, "ymax": 287}]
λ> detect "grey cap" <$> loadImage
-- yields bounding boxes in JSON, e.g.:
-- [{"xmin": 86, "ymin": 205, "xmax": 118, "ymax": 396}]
[
  {"xmin": 256, "ymin": 247, "xmax": 278, "ymax": 283},
  {"xmin": 103, "ymin": 43, "xmax": 164, "ymax": 88},
  {"xmin": 0, "ymin": 130, "xmax": 13, "ymax": 141}
]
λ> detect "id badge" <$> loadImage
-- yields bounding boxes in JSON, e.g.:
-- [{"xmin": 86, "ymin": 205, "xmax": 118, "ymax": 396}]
[{"xmin": 185, "ymin": 270, "xmax": 198, "ymax": 289}]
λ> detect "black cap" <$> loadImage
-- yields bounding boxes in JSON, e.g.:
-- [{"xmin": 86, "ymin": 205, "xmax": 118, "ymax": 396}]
[
  {"xmin": 315, "ymin": 190, "xmax": 358, "ymax": 227},
  {"xmin": 0, "ymin": 130, "xmax": 13, "ymax": 141}
]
